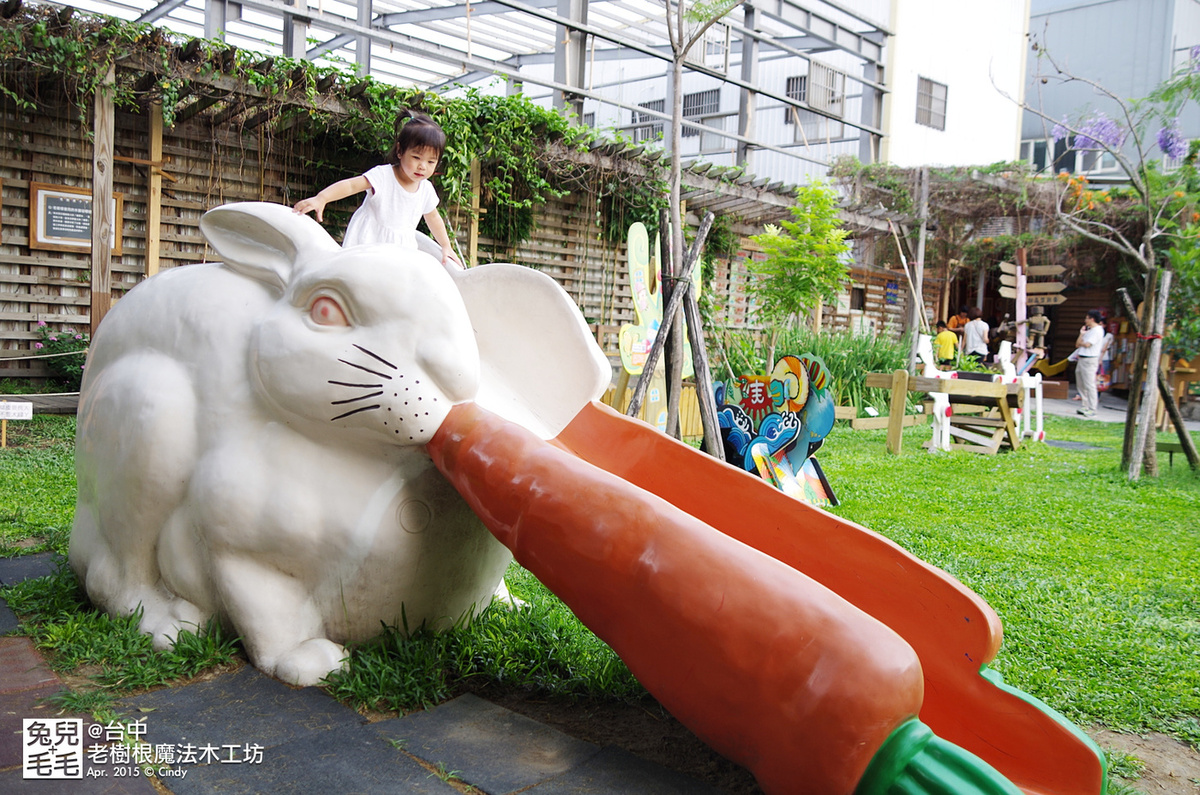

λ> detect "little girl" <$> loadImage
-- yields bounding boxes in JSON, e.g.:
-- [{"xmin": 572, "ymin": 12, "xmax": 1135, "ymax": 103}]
[{"xmin": 294, "ymin": 110, "xmax": 462, "ymax": 268}]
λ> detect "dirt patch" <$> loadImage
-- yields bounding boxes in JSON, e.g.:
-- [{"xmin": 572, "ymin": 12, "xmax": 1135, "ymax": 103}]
[{"xmin": 1090, "ymin": 729, "xmax": 1200, "ymax": 795}]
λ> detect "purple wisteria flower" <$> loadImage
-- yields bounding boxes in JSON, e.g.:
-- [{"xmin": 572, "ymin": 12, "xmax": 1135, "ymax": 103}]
[
  {"xmin": 48, "ymin": 335, "xmax": 57, "ymax": 342},
  {"xmin": 1157, "ymin": 121, "xmax": 1188, "ymax": 160},
  {"xmin": 1073, "ymin": 113, "xmax": 1124, "ymax": 150},
  {"xmin": 74, "ymin": 334, "xmax": 83, "ymax": 340},
  {"xmin": 34, "ymin": 342, "xmax": 44, "ymax": 349},
  {"xmin": 1191, "ymin": 44, "xmax": 1200, "ymax": 72},
  {"xmin": 1051, "ymin": 118, "xmax": 1070, "ymax": 143},
  {"xmin": 36, "ymin": 320, "xmax": 46, "ymax": 327}
]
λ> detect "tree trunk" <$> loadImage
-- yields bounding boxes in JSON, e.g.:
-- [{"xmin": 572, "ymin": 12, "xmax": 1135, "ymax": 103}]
[
  {"xmin": 1128, "ymin": 270, "xmax": 1172, "ymax": 480},
  {"xmin": 906, "ymin": 167, "xmax": 930, "ymax": 372},
  {"xmin": 659, "ymin": 47, "xmax": 684, "ymax": 438},
  {"xmin": 1121, "ymin": 265, "xmax": 1157, "ymax": 469},
  {"xmin": 1117, "ymin": 287, "xmax": 1198, "ymax": 469}
]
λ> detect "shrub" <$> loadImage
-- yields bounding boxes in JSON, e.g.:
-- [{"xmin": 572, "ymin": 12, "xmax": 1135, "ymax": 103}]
[{"xmin": 34, "ymin": 321, "xmax": 89, "ymax": 391}]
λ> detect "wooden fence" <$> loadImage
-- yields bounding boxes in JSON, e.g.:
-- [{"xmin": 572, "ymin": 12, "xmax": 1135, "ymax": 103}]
[{"xmin": 1, "ymin": 91, "xmax": 936, "ymax": 383}]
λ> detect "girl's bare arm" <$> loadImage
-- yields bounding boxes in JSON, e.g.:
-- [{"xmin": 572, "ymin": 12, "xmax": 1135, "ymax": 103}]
[
  {"xmin": 424, "ymin": 210, "xmax": 463, "ymax": 268},
  {"xmin": 293, "ymin": 176, "xmax": 371, "ymax": 222}
]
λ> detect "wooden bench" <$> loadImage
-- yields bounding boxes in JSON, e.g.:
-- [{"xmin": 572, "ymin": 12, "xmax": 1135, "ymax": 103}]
[
  {"xmin": 865, "ymin": 370, "xmax": 1022, "ymax": 455},
  {"xmin": 1157, "ymin": 440, "xmax": 1184, "ymax": 467}
]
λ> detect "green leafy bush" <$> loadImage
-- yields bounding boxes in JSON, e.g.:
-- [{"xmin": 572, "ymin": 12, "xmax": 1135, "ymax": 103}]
[{"xmin": 34, "ymin": 321, "xmax": 88, "ymax": 391}]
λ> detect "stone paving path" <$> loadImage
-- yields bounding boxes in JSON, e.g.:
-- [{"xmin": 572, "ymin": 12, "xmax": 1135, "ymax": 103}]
[{"xmin": 0, "ymin": 554, "xmax": 724, "ymax": 794}]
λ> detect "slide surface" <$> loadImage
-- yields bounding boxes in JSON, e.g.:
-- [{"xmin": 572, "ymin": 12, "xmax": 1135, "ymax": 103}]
[{"xmin": 554, "ymin": 401, "xmax": 1105, "ymax": 795}]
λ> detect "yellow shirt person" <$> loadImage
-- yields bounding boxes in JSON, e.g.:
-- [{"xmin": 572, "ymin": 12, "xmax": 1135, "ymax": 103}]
[{"xmin": 934, "ymin": 321, "xmax": 958, "ymax": 367}]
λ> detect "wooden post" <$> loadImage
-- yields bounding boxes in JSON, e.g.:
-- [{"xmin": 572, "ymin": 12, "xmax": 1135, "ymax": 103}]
[
  {"xmin": 659, "ymin": 209, "xmax": 683, "ymax": 438},
  {"xmin": 90, "ymin": 65, "xmax": 116, "ymax": 332},
  {"xmin": 885, "ymin": 368, "xmax": 909, "ymax": 455},
  {"xmin": 146, "ymin": 101, "xmax": 164, "ymax": 278},
  {"xmin": 682, "ymin": 282, "xmax": 725, "ymax": 461},
  {"xmin": 1014, "ymin": 247, "xmax": 1028, "ymax": 372},
  {"xmin": 610, "ymin": 367, "xmax": 630, "ymax": 412},
  {"xmin": 468, "ymin": 158, "xmax": 481, "ymax": 268}
]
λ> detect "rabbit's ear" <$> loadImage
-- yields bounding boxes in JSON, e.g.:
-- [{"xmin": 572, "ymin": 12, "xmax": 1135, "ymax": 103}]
[
  {"xmin": 200, "ymin": 203, "xmax": 340, "ymax": 291},
  {"xmin": 451, "ymin": 263, "xmax": 610, "ymax": 439}
]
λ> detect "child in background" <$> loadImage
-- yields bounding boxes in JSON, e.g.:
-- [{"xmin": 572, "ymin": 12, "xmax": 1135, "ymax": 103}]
[
  {"xmin": 934, "ymin": 320, "xmax": 958, "ymax": 369},
  {"xmin": 294, "ymin": 109, "xmax": 462, "ymax": 268}
]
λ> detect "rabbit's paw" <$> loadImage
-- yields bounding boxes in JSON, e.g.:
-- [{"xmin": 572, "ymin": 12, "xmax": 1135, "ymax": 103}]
[
  {"xmin": 492, "ymin": 579, "xmax": 528, "ymax": 610},
  {"xmin": 142, "ymin": 598, "xmax": 208, "ymax": 651},
  {"xmin": 273, "ymin": 639, "xmax": 348, "ymax": 687}
]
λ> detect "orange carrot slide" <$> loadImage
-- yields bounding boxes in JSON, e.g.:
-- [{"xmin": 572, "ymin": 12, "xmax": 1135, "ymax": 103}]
[
  {"xmin": 428, "ymin": 402, "xmax": 1027, "ymax": 795},
  {"xmin": 556, "ymin": 401, "xmax": 1107, "ymax": 795}
]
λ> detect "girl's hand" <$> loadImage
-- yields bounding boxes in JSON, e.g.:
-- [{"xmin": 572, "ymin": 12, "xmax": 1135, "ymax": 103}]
[
  {"xmin": 293, "ymin": 196, "xmax": 327, "ymax": 222},
  {"xmin": 442, "ymin": 246, "xmax": 464, "ymax": 269}
]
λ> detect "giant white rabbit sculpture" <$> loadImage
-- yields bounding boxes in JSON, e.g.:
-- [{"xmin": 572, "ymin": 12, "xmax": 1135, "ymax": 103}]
[{"xmin": 69, "ymin": 202, "xmax": 611, "ymax": 686}]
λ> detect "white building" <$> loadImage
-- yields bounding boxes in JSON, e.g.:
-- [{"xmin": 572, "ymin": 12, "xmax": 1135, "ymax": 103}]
[
  {"xmin": 1021, "ymin": 0, "xmax": 1200, "ymax": 176},
  {"xmin": 881, "ymin": 0, "xmax": 1029, "ymax": 168}
]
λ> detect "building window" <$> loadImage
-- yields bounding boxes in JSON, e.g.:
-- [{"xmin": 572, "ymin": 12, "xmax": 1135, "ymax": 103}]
[
  {"xmin": 809, "ymin": 62, "xmax": 845, "ymax": 118},
  {"xmin": 916, "ymin": 77, "xmax": 947, "ymax": 130},
  {"xmin": 633, "ymin": 100, "xmax": 664, "ymax": 143},
  {"xmin": 683, "ymin": 88, "xmax": 720, "ymax": 142},
  {"xmin": 784, "ymin": 75, "xmax": 806, "ymax": 124},
  {"xmin": 785, "ymin": 63, "xmax": 846, "ymax": 143},
  {"xmin": 582, "ymin": 112, "xmax": 594, "ymax": 128},
  {"xmin": 850, "ymin": 285, "xmax": 866, "ymax": 311}
]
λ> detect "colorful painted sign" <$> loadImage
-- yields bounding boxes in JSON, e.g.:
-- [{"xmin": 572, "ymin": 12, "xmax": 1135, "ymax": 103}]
[
  {"xmin": 716, "ymin": 354, "xmax": 838, "ymax": 507},
  {"xmin": 617, "ymin": 222, "xmax": 703, "ymax": 431}
]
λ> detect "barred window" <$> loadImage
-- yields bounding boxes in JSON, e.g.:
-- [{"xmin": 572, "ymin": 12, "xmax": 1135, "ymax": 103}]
[
  {"xmin": 784, "ymin": 76, "xmax": 806, "ymax": 124},
  {"xmin": 683, "ymin": 89, "xmax": 720, "ymax": 138},
  {"xmin": 916, "ymin": 77, "xmax": 947, "ymax": 131},
  {"xmin": 808, "ymin": 62, "xmax": 845, "ymax": 118},
  {"xmin": 633, "ymin": 100, "xmax": 664, "ymax": 143}
]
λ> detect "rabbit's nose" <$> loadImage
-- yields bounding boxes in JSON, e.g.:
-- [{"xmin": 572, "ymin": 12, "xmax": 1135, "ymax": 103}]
[{"xmin": 417, "ymin": 335, "xmax": 480, "ymax": 404}]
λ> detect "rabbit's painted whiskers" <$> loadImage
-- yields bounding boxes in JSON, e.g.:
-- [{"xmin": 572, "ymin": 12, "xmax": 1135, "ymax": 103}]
[{"xmin": 352, "ymin": 344, "xmax": 399, "ymax": 371}]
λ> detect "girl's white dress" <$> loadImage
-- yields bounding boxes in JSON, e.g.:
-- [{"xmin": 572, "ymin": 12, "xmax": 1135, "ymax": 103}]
[{"xmin": 342, "ymin": 164, "xmax": 438, "ymax": 249}]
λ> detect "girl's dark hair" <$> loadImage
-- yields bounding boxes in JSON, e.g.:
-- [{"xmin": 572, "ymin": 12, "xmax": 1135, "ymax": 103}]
[
  {"xmin": 388, "ymin": 109, "xmax": 447, "ymax": 164},
  {"xmin": 1086, "ymin": 308, "xmax": 1105, "ymax": 323}
]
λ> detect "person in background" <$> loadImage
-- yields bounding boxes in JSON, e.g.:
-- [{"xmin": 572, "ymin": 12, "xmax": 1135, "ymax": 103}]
[
  {"xmin": 1097, "ymin": 319, "xmax": 1116, "ymax": 393},
  {"xmin": 962, "ymin": 307, "xmax": 990, "ymax": 363},
  {"xmin": 1074, "ymin": 309, "xmax": 1106, "ymax": 417},
  {"xmin": 934, "ymin": 320, "xmax": 958, "ymax": 370},
  {"xmin": 947, "ymin": 306, "xmax": 969, "ymax": 336}
]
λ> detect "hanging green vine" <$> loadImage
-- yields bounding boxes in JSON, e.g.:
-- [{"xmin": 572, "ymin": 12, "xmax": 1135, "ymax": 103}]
[{"xmin": 0, "ymin": 5, "xmax": 599, "ymax": 250}]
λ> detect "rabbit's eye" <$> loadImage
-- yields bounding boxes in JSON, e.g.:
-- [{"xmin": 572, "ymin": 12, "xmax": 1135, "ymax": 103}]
[{"xmin": 310, "ymin": 296, "xmax": 349, "ymax": 327}]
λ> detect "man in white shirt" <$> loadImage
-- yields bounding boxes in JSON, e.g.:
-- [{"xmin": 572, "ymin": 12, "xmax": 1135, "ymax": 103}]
[
  {"xmin": 1074, "ymin": 309, "xmax": 1106, "ymax": 417},
  {"xmin": 963, "ymin": 307, "xmax": 990, "ymax": 363}
]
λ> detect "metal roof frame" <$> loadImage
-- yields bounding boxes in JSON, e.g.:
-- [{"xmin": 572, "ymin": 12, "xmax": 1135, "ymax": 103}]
[{"xmin": 52, "ymin": 0, "xmax": 891, "ymax": 176}]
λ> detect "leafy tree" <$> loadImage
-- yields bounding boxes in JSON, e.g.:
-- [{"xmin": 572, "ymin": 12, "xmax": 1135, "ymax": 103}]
[
  {"xmin": 657, "ymin": 0, "xmax": 739, "ymax": 434},
  {"xmin": 748, "ymin": 184, "xmax": 851, "ymax": 365},
  {"xmin": 1022, "ymin": 42, "xmax": 1200, "ymax": 478}
]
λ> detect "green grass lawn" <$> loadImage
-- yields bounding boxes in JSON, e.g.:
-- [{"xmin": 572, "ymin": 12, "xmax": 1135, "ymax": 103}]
[
  {"xmin": 821, "ymin": 419, "xmax": 1200, "ymax": 748},
  {"xmin": 2, "ymin": 413, "xmax": 1198, "ymax": 755}
]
